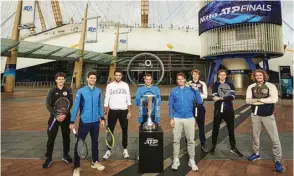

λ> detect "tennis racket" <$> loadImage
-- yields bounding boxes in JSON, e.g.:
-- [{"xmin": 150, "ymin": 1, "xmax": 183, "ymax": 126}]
[
  {"xmin": 218, "ymin": 83, "xmax": 231, "ymax": 113},
  {"xmin": 252, "ymin": 83, "xmax": 269, "ymax": 115},
  {"xmin": 48, "ymin": 97, "xmax": 70, "ymax": 131},
  {"xmin": 105, "ymin": 120, "xmax": 115, "ymax": 149},
  {"xmin": 73, "ymin": 129, "xmax": 88, "ymax": 159}
]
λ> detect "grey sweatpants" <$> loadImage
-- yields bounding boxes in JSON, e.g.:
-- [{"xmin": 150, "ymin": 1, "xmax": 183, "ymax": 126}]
[
  {"xmin": 251, "ymin": 114, "xmax": 282, "ymax": 161},
  {"xmin": 173, "ymin": 117, "xmax": 195, "ymax": 159}
]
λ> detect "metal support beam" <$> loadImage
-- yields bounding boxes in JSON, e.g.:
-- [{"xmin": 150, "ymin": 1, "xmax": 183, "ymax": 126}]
[
  {"xmin": 244, "ymin": 57, "xmax": 256, "ymax": 70},
  {"xmin": 207, "ymin": 57, "xmax": 223, "ymax": 86},
  {"xmin": 43, "ymin": 47, "xmax": 63, "ymax": 58},
  {"xmin": 262, "ymin": 56, "xmax": 269, "ymax": 72},
  {"xmin": 23, "ymin": 45, "xmax": 44, "ymax": 56},
  {"xmin": 60, "ymin": 50, "xmax": 77, "ymax": 58}
]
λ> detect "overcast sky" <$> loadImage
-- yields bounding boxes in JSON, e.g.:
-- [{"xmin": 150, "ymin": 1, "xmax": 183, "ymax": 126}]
[{"xmin": 1, "ymin": 0, "xmax": 293, "ymax": 43}]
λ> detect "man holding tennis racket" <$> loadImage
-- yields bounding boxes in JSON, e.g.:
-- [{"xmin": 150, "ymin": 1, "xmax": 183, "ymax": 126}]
[
  {"xmin": 246, "ymin": 69, "xmax": 283, "ymax": 172},
  {"xmin": 102, "ymin": 70, "xmax": 132, "ymax": 160},
  {"xmin": 210, "ymin": 69, "xmax": 243, "ymax": 157},
  {"xmin": 169, "ymin": 72, "xmax": 202, "ymax": 171},
  {"xmin": 43, "ymin": 72, "xmax": 73, "ymax": 168},
  {"xmin": 70, "ymin": 71, "xmax": 105, "ymax": 176}
]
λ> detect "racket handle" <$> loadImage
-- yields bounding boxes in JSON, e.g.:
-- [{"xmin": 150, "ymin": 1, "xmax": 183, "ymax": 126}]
[
  {"xmin": 73, "ymin": 129, "xmax": 77, "ymax": 134},
  {"xmin": 254, "ymin": 106, "xmax": 258, "ymax": 116},
  {"xmin": 48, "ymin": 119, "xmax": 56, "ymax": 131}
]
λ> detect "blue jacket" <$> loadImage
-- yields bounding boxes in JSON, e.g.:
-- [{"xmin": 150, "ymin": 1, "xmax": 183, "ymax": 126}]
[
  {"xmin": 212, "ymin": 81, "xmax": 235, "ymax": 111},
  {"xmin": 70, "ymin": 85, "xmax": 104, "ymax": 124},
  {"xmin": 135, "ymin": 85, "xmax": 161, "ymax": 123},
  {"xmin": 168, "ymin": 86, "xmax": 202, "ymax": 119}
]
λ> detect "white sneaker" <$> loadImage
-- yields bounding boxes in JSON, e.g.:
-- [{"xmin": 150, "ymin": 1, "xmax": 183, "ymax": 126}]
[
  {"xmin": 171, "ymin": 158, "xmax": 180, "ymax": 171},
  {"xmin": 123, "ymin": 149, "xmax": 130, "ymax": 159},
  {"xmin": 137, "ymin": 156, "xmax": 139, "ymax": 161},
  {"xmin": 91, "ymin": 161, "xmax": 105, "ymax": 171},
  {"xmin": 73, "ymin": 168, "xmax": 80, "ymax": 176},
  {"xmin": 103, "ymin": 150, "xmax": 112, "ymax": 160},
  {"xmin": 188, "ymin": 159, "xmax": 199, "ymax": 171}
]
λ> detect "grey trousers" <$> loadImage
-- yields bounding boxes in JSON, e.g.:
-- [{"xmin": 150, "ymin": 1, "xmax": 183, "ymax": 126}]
[
  {"xmin": 251, "ymin": 114, "xmax": 282, "ymax": 161},
  {"xmin": 173, "ymin": 118, "xmax": 195, "ymax": 160}
]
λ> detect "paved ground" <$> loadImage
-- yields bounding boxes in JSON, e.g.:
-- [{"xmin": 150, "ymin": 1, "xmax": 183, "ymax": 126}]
[{"xmin": 1, "ymin": 87, "xmax": 293, "ymax": 176}]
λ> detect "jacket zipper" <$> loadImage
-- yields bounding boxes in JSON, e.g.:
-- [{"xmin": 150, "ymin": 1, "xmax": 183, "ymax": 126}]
[{"xmin": 92, "ymin": 89, "xmax": 94, "ymax": 122}]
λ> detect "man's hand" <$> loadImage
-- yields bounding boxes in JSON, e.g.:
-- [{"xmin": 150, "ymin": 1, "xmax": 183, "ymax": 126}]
[
  {"xmin": 69, "ymin": 124, "xmax": 75, "ymax": 130},
  {"xmin": 100, "ymin": 120, "xmax": 105, "ymax": 128},
  {"xmin": 127, "ymin": 111, "xmax": 131, "ymax": 119},
  {"xmin": 212, "ymin": 96, "xmax": 222, "ymax": 102},
  {"xmin": 170, "ymin": 119, "xmax": 175, "ymax": 128},
  {"xmin": 57, "ymin": 114, "xmax": 66, "ymax": 122}
]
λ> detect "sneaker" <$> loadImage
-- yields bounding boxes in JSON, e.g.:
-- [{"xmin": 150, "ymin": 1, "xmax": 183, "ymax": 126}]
[
  {"xmin": 73, "ymin": 168, "xmax": 80, "ymax": 176},
  {"xmin": 275, "ymin": 161, "xmax": 284, "ymax": 172},
  {"xmin": 171, "ymin": 158, "xmax": 180, "ymax": 171},
  {"xmin": 42, "ymin": 157, "xmax": 52, "ymax": 168},
  {"xmin": 123, "ymin": 149, "xmax": 130, "ymax": 159},
  {"xmin": 91, "ymin": 161, "xmax": 105, "ymax": 171},
  {"xmin": 188, "ymin": 159, "xmax": 199, "ymax": 171},
  {"xmin": 137, "ymin": 156, "xmax": 139, "ymax": 161},
  {"xmin": 230, "ymin": 147, "xmax": 243, "ymax": 157},
  {"xmin": 201, "ymin": 144, "xmax": 209, "ymax": 153},
  {"xmin": 210, "ymin": 146, "xmax": 216, "ymax": 155},
  {"xmin": 248, "ymin": 153, "xmax": 261, "ymax": 161},
  {"xmin": 103, "ymin": 150, "xmax": 112, "ymax": 160},
  {"xmin": 62, "ymin": 155, "xmax": 73, "ymax": 163}
]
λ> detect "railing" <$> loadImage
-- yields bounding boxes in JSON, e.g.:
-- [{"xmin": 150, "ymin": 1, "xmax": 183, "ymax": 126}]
[{"xmin": 15, "ymin": 81, "xmax": 56, "ymax": 88}]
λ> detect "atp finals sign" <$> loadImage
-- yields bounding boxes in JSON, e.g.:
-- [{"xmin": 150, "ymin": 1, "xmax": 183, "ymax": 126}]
[{"xmin": 198, "ymin": 1, "xmax": 282, "ymax": 34}]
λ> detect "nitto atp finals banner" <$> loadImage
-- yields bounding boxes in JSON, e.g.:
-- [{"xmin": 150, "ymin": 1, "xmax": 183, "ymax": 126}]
[{"xmin": 198, "ymin": 1, "xmax": 282, "ymax": 35}]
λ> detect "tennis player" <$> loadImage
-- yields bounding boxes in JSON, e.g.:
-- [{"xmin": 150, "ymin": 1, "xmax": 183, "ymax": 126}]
[
  {"xmin": 70, "ymin": 71, "xmax": 105, "ymax": 176},
  {"xmin": 246, "ymin": 69, "xmax": 283, "ymax": 172},
  {"xmin": 102, "ymin": 70, "xmax": 132, "ymax": 160},
  {"xmin": 210, "ymin": 69, "xmax": 243, "ymax": 157},
  {"xmin": 169, "ymin": 72, "xmax": 202, "ymax": 171},
  {"xmin": 43, "ymin": 72, "xmax": 73, "ymax": 168}
]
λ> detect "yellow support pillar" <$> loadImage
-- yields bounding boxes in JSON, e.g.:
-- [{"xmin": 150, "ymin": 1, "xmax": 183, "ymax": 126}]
[
  {"xmin": 107, "ymin": 23, "xmax": 120, "ymax": 83},
  {"xmin": 36, "ymin": 0, "xmax": 47, "ymax": 31},
  {"xmin": 71, "ymin": 4, "xmax": 88, "ymax": 89},
  {"xmin": 3, "ymin": 1, "xmax": 22, "ymax": 92},
  {"xmin": 141, "ymin": 0, "xmax": 149, "ymax": 28}
]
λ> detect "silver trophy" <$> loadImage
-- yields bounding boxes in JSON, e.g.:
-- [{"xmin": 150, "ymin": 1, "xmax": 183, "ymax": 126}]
[{"xmin": 142, "ymin": 94, "xmax": 156, "ymax": 131}]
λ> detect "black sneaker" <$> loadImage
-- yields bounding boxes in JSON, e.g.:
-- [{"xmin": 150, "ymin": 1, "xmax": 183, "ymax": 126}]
[
  {"xmin": 210, "ymin": 146, "xmax": 216, "ymax": 155},
  {"xmin": 230, "ymin": 147, "xmax": 243, "ymax": 157},
  {"xmin": 201, "ymin": 144, "xmax": 209, "ymax": 153},
  {"xmin": 42, "ymin": 158, "xmax": 53, "ymax": 168},
  {"xmin": 62, "ymin": 155, "xmax": 73, "ymax": 163}
]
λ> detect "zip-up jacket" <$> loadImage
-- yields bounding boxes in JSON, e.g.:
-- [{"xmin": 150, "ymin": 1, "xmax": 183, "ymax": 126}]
[
  {"xmin": 212, "ymin": 81, "xmax": 235, "ymax": 111},
  {"xmin": 70, "ymin": 85, "xmax": 104, "ymax": 124},
  {"xmin": 46, "ymin": 86, "xmax": 73, "ymax": 118},
  {"xmin": 246, "ymin": 82, "xmax": 278, "ymax": 116},
  {"xmin": 135, "ymin": 85, "xmax": 161, "ymax": 123},
  {"xmin": 168, "ymin": 86, "xmax": 202, "ymax": 118}
]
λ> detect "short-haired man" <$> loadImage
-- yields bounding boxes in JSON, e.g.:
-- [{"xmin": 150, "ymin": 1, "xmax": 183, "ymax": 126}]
[
  {"xmin": 43, "ymin": 72, "xmax": 73, "ymax": 168},
  {"xmin": 169, "ymin": 72, "xmax": 202, "ymax": 171},
  {"xmin": 103, "ymin": 70, "xmax": 132, "ymax": 160},
  {"xmin": 70, "ymin": 71, "xmax": 105, "ymax": 176},
  {"xmin": 185, "ymin": 69, "xmax": 209, "ymax": 152},
  {"xmin": 210, "ymin": 69, "xmax": 243, "ymax": 157},
  {"xmin": 246, "ymin": 69, "xmax": 283, "ymax": 172}
]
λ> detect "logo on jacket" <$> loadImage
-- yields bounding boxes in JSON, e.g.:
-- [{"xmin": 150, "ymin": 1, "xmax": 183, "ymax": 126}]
[
  {"xmin": 63, "ymin": 91, "xmax": 68, "ymax": 96},
  {"xmin": 110, "ymin": 88, "xmax": 127, "ymax": 95}
]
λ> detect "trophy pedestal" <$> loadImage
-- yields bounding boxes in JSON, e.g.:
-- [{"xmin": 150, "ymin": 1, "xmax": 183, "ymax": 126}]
[{"xmin": 139, "ymin": 126, "xmax": 163, "ymax": 173}]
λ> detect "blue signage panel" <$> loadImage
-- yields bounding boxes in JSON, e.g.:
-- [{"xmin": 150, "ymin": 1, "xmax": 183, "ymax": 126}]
[
  {"xmin": 3, "ymin": 64, "xmax": 16, "ymax": 77},
  {"xmin": 198, "ymin": 1, "xmax": 282, "ymax": 35},
  {"xmin": 279, "ymin": 66, "xmax": 293, "ymax": 99}
]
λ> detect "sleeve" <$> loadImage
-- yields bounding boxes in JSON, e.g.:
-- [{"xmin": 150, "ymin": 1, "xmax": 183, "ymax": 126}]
[
  {"xmin": 46, "ymin": 88, "xmax": 57, "ymax": 116},
  {"xmin": 201, "ymin": 81, "xmax": 208, "ymax": 100},
  {"xmin": 223, "ymin": 83, "xmax": 235, "ymax": 101},
  {"xmin": 104, "ymin": 84, "xmax": 110, "ymax": 107},
  {"xmin": 68, "ymin": 88, "xmax": 73, "ymax": 112},
  {"xmin": 156, "ymin": 87, "xmax": 161, "ymax": 105},
  {"xmin": 260, "ymin": 83, "xmax": 279, "ymax": 104},
  {"xmin": 135, "ymin": 88, "xmax": 141, "ymax": 106},
  {"xmin": 98, "ymin": 90, "xmax": 104, "ymax": 120},
  {"xmin": 246, "ymin": 85, "xmax": 254, "ymax": 104},
  {"xmin": 70, "ymin": 90, "xmax": 81, "ymax": 123},
  {"xmin": 168, "ymin": 89, "xmax": 175, "ymax": 118},
  {"xmin": 212, "ymin": 83, "xmax": 219, "ymax": 97},
  {"xmin": 126, "ymin": 84, "xmax": 132, "ymax": 106},
  {"xmin": 193, "ymin": 89, "xmax": 203, "ymax": 104}
]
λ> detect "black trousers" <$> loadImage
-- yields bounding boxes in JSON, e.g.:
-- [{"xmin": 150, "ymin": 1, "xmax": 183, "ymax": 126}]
[
  {"xmin": 45, "ymin": 116, "xmax": 70, "ymax": 158},
  {"xmin": 107, "ymin": 109, "xmax": 129, "ymax": 150},
  {"xmin": 211, "ymin": 109, "xmax": 236, "ymax": 148}
]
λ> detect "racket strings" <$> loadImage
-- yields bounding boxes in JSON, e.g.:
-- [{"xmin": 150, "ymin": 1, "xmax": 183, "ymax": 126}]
[{"xmin": 77, "ymin": 140, "xmax": 88, "ymax": 159}]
